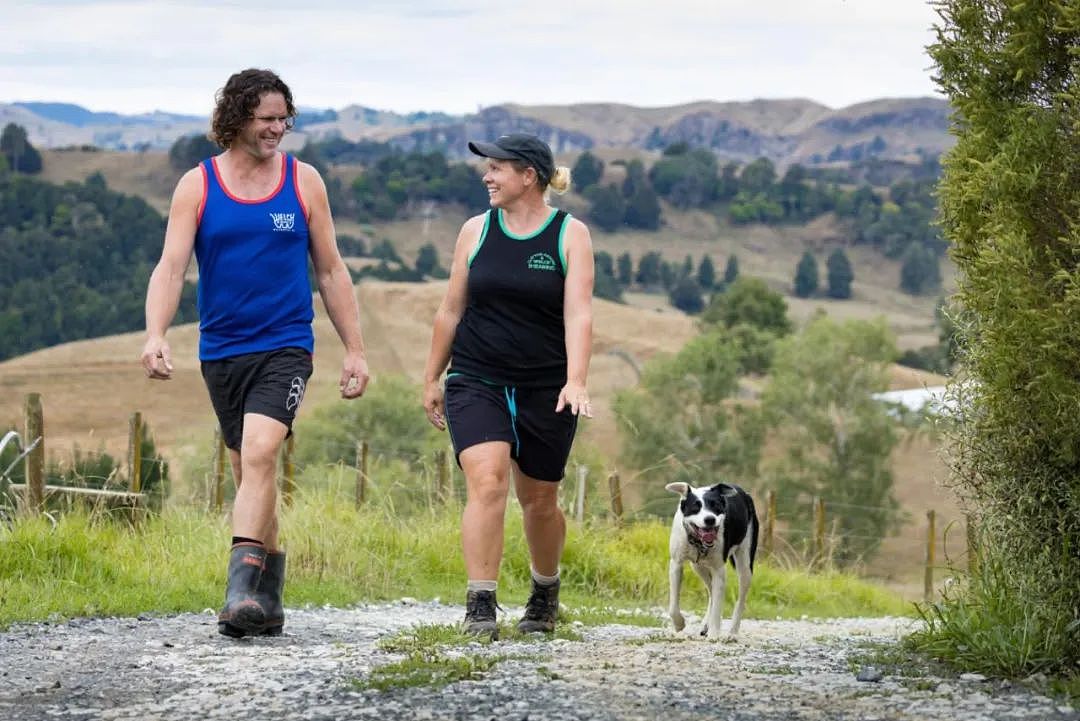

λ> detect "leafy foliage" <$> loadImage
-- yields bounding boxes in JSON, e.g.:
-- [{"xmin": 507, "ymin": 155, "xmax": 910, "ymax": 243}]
[
  {"xmin": 761, "ymin": 315, "xmax": 902, "ymax": 565},
  {"xmin": 613, "ymin": 331, "xmax": 765, "ymax": 515},
  {"xmin": 826, "ymin": 248, "xmax": 854, "ymax": 299},
  {"xmin": 571, "ymin": 151, "xmax": 604, "ymax": 191},
  {"xmin": 700, "ymin": 277, "xmax": 793, "ymax": 337},
  {"xmin": 909, "ymin": 0, "xmax": 1080, "ymax": 675},
  {"xmin": 793, "ymin": 251, "xmax": 819, "ymax": 298},
  {"xmin": 0, "ymin": 124, "xmax": 43, "ymax": 174},
  {"xmin": 0, "ymin": 172, "xmax": 197, "ymax": 360}
]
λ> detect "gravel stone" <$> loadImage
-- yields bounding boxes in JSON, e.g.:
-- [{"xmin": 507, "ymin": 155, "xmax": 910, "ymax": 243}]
[{"xmin": 0, "ymin": 601, "xmax": 1075, "ymax": 720}]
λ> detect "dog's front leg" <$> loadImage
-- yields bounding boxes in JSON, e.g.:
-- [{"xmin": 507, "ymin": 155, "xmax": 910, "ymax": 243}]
[
  {"xmin": 668, "ymin": 558, "xmax": 685, "ymax": 632},
  {"xmin": 706, "ymin": 565, "xmax": 726, "ymax": 641}
]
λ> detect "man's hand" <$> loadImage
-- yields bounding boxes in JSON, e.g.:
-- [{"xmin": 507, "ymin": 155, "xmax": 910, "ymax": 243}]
[
  {"xmin": 141, "ymin": 336, "xmax": 174, "ymax": 380},
  {"xmin": 339, "ymin": 351, "xmax": 370, "ymax": 399}
]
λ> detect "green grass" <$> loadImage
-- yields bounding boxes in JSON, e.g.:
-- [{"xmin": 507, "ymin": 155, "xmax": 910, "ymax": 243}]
[
  {"xmin": 0, "ymin": 483, "xmax": 911, "ymax": 627},
  {"xmin": 352, "ymin": 650, "xmax": 505, "ymax": 691}
]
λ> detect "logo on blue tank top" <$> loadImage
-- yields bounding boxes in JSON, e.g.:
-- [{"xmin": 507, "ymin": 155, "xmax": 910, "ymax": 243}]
[
  {"xmin": 270, "ymin": 212, "xmax": 296, "ymax": 231},
  {"xmin": 527, "ymin": 252, "xmax": 557, "ymax": 272}
]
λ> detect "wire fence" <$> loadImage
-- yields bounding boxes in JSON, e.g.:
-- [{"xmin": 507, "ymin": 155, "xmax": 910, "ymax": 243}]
[{"xmin": 2, "ymin": 393, "xmax": 973, "ymax": 600}]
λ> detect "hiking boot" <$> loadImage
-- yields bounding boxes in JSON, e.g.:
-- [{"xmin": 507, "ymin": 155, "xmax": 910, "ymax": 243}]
[
  {"xmin": 463, "ymin": 589, "xmax": 499, "ymax": 640},
  {"xmin": 255, "ymin": 550, "xmax": 286, "ymax": 637},
  {"xmin": 517, "ymin": 578, "xmax": 560, "ymax": 634},
  {"xmin": 218, "ymin": 544, "xmax": 268, "ymax": 638}
]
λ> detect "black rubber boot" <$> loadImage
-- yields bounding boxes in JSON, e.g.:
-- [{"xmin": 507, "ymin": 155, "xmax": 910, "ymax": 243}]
[
  {"xmin": 218, "ymin": 543, "xmax": 268, "ymax": 638},
  {"xmin": 256, "ymin": 550, "xmax": 286, "ymax": 636}
]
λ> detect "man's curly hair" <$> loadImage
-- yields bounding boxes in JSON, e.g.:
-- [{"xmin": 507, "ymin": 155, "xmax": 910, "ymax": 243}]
[{"xmin": 209, "ymin": 69, "xmax": 296, "ymax": 149}]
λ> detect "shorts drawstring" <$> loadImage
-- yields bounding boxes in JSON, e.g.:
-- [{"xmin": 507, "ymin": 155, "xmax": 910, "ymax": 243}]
[{"xmin": 504, "ymin": 386, "xmax": 520, "ymax": 456}]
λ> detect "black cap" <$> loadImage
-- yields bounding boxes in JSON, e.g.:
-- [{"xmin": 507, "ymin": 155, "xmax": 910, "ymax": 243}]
[{"xmin": 468, "ymin": 133, "xmax": 555, "ymax": 184}]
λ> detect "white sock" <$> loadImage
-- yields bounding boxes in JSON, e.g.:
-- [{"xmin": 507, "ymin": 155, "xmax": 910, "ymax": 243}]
[
  {"xmin": 467, "ymin": 579, "xmax": 497, "ymax": 593},
  {"xmin": 531, "ymin": 567, "xmax": 560, "ymax": 587}
]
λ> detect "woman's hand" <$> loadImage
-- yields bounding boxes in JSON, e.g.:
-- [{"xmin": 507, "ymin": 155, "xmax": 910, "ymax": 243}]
[
  {"xmin": 423, "ymin": 379, "xmax": 447, "ymax": 430},
  {"xmin": 556, "ymin": 380, "xmax": 592, "ymax": 418}
]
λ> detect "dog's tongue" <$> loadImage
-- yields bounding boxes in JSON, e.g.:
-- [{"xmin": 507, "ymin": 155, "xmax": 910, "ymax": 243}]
[{"xmin": 696, "ymin": 527, "xmax": 718, "ymax": 544}]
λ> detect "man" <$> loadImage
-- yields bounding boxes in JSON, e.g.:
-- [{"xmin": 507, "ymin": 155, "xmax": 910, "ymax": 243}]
[{"xmin": 141, "ymin": 68, "xmax": 369, "ymax": 637}]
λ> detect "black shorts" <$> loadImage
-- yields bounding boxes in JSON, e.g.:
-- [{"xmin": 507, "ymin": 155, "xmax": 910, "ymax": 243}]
[
  {"xmin": 200, "ymin": 347, "xmax": 313, "ymax": 451},
  {"xmin": 443, "ymin": 373, "xmax": 578, "ymax": 482}
]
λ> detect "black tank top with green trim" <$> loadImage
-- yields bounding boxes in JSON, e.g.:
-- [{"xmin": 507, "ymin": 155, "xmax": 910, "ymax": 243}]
[{"xmin": 449, "ymin": 207, "xmax": 572, "ymax": 387}]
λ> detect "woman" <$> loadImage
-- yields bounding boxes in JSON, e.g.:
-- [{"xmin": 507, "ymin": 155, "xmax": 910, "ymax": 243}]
[{"xmin": 423, "ymin": 133, "xmax": 595, "ymax": 639}]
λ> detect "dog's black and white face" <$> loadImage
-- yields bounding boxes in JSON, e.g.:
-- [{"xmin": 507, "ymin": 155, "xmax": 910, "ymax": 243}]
[{"xmin": 666, "ymin": 482, "xmax": 728, "ymax": 547}]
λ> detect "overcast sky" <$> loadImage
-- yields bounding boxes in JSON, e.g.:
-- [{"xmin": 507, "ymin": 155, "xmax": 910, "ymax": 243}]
[{"xmin": 2, "ymin": 0, "xmax": 943, "ymax": 116}]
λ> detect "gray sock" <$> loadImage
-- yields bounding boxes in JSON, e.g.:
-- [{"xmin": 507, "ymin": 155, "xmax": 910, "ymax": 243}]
[
  {"xmin": 467, "ymin": 580, "xmax": 497, "ymax": 593},
  {"xmin": 531, "ymin": 568, "xmax": 559, "ymax": 587}
]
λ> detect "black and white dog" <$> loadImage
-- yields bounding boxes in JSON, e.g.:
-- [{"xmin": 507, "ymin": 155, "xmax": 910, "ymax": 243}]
[{"xmin": 665, "ymin": 481, "xmax": 758, "ymax": 641}]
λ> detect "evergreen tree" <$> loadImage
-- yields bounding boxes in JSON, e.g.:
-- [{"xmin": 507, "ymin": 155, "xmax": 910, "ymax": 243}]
[
  {"xmin": 899, "ymin": 242, "xmax": 941, "ymax": 295},
  {"xmin": 584, "ymin": 183, "xmax": 626, "ymax": 232},
  {"xmin": 669, "ymin": 276, "xmax": 705, "ymax": 314},
  {"xmin": 636, "ymin": 251, "xmax": 663, "ymax": 288},
  {"xmin": 0, "ymin": 124, "xmax": 43, "ymax": 174},
  {"xmin": 697, "ymin": 254, "xmax": 716, "ymax": 290},
  {"xmin": 571, "ymin": 151, "xmax": 604, "ymax": 191},
  {"xmin": 793, "ymin": 251, "xmax": 819, "ymax": 298},
  {"xmin": 593, "ymin": 251, "xmax": 623, "ymax": 302},
  {"xmin": 826, "ymin": 247, "xmax": 854, "ymax": 299},
  {"xmin": 723, "ymin": 254, "xmax": 740, "ymax": 286},
  {"xmin": 414, "ymin": 243, "xmax": 444, "ymax": 277},
  {"xmin": 623, "ymin": 185, "xmax": 662, "ymax": 230},
  {"xmin": 616, "ymin": 252, "xmax": 634, "ymax": 287}
]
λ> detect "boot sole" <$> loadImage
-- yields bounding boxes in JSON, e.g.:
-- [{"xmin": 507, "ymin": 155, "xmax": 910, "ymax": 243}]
[{"xmin": 218, "ymin": 601, "xmax": 266, "ymax": 637}]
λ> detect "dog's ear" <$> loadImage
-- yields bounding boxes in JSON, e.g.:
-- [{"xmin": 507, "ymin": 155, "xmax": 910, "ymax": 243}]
[{"xmin": 665, "ymin": 482, "xmax": 689, "ymax": 497}]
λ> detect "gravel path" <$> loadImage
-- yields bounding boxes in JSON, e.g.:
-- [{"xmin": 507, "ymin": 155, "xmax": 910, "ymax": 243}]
[{"xmin": 0, "ymin": 601, "xmax": 1075, "ymax": 721}]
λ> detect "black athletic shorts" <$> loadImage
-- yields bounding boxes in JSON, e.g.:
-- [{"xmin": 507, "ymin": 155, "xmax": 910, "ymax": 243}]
[
  {"xmin": 443, "ymin": 373, "xmax": 578, "ymax": 482},
  {"xmin": 200, "ymin": 347, "xmax": 313, "ymax": 451}
]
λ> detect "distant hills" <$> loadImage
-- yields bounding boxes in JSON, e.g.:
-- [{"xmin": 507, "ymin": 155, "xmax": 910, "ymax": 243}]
[{"xmin": 1, "ymin": 96, "xmax": 952, "ymax": 166}]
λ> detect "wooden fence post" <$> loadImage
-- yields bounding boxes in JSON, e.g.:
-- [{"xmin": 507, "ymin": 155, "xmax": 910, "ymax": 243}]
[
  {"xmin": 812, "ymin": 497, "xmax": 826, "ymax": 567},
  {"xmin": 575, "ymin": 465, "xmax": 587, "ymax": 524},
  {"xmin": 355, "ymin": 439, "xmax": 369, "ymax": 509},
  {"xmin": 924, "ymin": 509, "xmax": 937, "ymax": 602},
  {"xmin": 212, "ymin": 430, "xmax": 226, "ymax": 513},
  {"xmin": 127, "ymin": 411, "xmax": 143, "ymax": 493},
  {"xmin": 24, "ymin": 393, "xmax": 44, "ymax": 514},
  {"xmin": 281, "ymin": 434, "xmax": 295, "ymax": 507},
  {"xmin": 607, "ymin": 471, "xmax": 623, "ymax": 522},
  {"xmin": 764, "ymin": 489, "xmax": 776, "ymax": 557}
]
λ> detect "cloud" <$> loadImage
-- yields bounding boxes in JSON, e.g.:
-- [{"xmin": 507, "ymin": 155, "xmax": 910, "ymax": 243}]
[{"xmin": 1, "ymin": 0, "xmax": 941, "ymax": 115}]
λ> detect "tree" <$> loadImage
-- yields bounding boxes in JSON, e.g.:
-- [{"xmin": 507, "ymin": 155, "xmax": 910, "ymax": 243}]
[
  {"xmin": 168, "ymin": 132, "xmax": 219, "ymax": 171},
  {"xmin": 616, "ymin": 252, "xmax": 634, "ymax": 287},
  {"xmin": 613, "ymin": 331, "xmax": 764, "ymax": 515},
  {"xmin": 572, "ymin": 151, "xmax": 604, "ymax": 191},
  {"xmin": 635, "ymin": 251, "xmax": 663, "ymax": 288},
  {"xmin": 669, "ymin": 277, "xmax": 704, "ymax": 314},
  {"xmin": 826, "ymin": 247, "xmax": 854, "ymax": 299},
  {"xmin": 697, "ymin": 254, "xmax": 716, "ymax": 290},
  {"xmin": 0, "ymin": 124, "xmax": 43, "ymax": 174},
  {"xmin": 701, "ymin": 277, "xmax": 792, "ymax": 336},
  {"xmin": 910, "ymin": 0, "xmax": 1080, "ymax": 674},
  {"xmin": 414, "ymin": 243, "xmax": 445, "ymax": 278},
  {"xmin": 723, "ymin": 254, "xmax": 740, "ymax": 286},
  {"xmin": 584, "ymin": 183, "xmax": 626, "ymax": 232},
  {"xmin": 623, "ymin": 185, "xmax": 662, "ymax": 230},
  {"xmin": 761, "ymin": 315, "xmax": 901, "ymax": 565},
  {"xmin": 593, "ymin": 250, "xmax": 623, "ymax": 302},
  {"xmin": 793, "ymin": 251, "xmax": 819, "ymax": 298},
  {"xmin": 738, "ymin": 157, "xmax": 776, "ymax": 195},
  {"xmin": 898, "ymin": 242, "xmax": 941, "ymax": 295}
]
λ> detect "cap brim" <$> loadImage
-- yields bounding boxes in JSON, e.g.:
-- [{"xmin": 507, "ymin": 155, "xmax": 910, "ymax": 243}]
[{"xmin": 468, "ymin": 141, "xmax": 519, "ymax": 160}]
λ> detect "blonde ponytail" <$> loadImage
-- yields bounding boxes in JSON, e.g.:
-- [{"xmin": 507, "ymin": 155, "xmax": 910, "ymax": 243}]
[{"xmin": 547, "ymin": 166, "xmax": 571, "ymax": 195}]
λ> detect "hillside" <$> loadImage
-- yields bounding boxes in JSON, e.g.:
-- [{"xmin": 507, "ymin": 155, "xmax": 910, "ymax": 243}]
[{"xmin": 7, "ymin": 96, "xmax": 951, "ymax": 167}]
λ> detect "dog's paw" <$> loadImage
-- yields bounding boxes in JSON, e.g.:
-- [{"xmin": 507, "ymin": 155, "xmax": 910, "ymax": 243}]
[
  {"xmin": 670, "ymin": 612, "xmax": 685, "ymax": 632},
  {"xmin": 699, "ymin": 624, "xmax": 709, "ymax": 637},
  {"xmin": 722, "ymin": 633, "xmax": 739, "ymax": 644}
]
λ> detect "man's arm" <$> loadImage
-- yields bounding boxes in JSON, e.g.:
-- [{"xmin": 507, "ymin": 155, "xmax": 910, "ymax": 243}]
[
  {"xmin": 141, "ymin": 168, "xmax": 201, "ymax": 379},
  {"xmin": 300, "ymin": 161, "xmax": 369, "ymax": 399}
]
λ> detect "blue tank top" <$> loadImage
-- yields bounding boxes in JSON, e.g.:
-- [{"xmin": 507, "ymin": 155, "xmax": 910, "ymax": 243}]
[{"xmin": 194, "ymin": 153, "xmax": 314, "ymax": 361}]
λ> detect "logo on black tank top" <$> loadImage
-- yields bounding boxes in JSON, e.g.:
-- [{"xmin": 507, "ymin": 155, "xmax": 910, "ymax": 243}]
[
  {"xmin": 527, "ymin": 252, "xmax": 557, "ymax": 272},
  {"xmin": 270, "ymin": 212, "xmax": 296, "ymax": 232}
]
